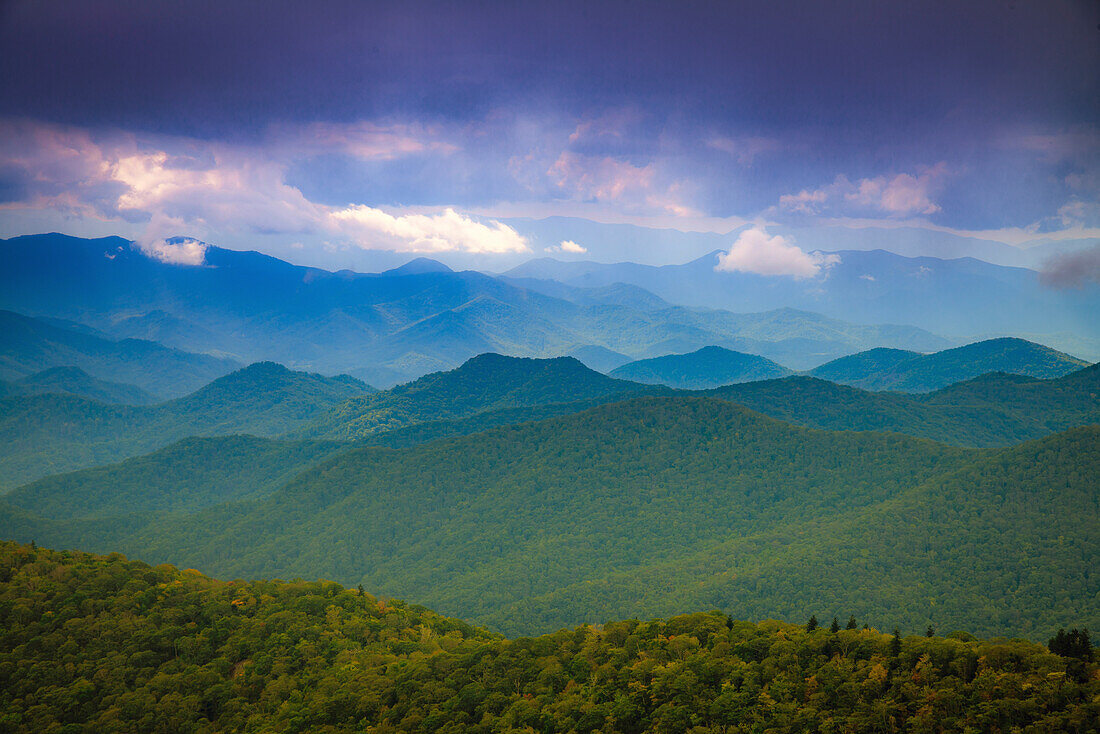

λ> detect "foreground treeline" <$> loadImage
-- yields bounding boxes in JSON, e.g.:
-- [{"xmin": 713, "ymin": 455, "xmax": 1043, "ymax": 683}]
[{"xmin": 1, "ymin": 543, "xmax": 1097, "ymax": 733}]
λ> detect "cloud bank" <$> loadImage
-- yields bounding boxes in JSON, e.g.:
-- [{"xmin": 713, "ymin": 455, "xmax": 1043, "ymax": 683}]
[
  {"xmin": 779, "ymin": 164, "xmax": 950, "ymax": 218},
  {"xmin": 715, "ymin": 226, "xmax": 839, "ymax": 279}
]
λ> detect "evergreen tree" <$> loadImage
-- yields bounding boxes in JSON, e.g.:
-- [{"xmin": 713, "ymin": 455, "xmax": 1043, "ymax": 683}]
[
  {"xmin": 891, "ymin": 627, "xmax": 902, "ymax": 656},
  {"xmin": 806, "ymin": 615, "xmax": 818, "ymax": 632},
  {"xmin": 846, "ymin": 615, "xmax": 858, "ymax": 630},
  {"xmin": 926, "ymin": 625, "xmax": 935, "ymax": 637},
  {"xmin": 830, "ymin": 616, "xmax": 840, "ymax": 633}
]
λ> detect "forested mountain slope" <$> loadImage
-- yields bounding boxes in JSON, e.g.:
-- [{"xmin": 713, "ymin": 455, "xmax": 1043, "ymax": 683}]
[
  {"xmin": 2, "ymin": 436, "xmax": 348, "ymax": 519},
  {"xmin": 300, "ymin": 353, "xmax": 665, "ymax": 440},
  {"xmin": 0, "ymin": 362, "xmax": 372, "ymax": 488},
  {"xmin": 486, "ymin": 425, "xmax": 1100, "ymax": 639},
  {"xmin": 809, "ymin": 337, "xmax": 1088, "ymax": 392},
  {"xmin": 1, "ymin": 542, "xmax": 1096, "ymax": 732},
  {"xmin": 711, "ymin": 362, "xmax": 1100, "ymax": 446},
  {"xmin": 4, "ymin": 397, "xmax": 1096, "ymax": 639},
  {"xmin": 808, "ymin": 347, "xmax": 921, "ymax": 384}
]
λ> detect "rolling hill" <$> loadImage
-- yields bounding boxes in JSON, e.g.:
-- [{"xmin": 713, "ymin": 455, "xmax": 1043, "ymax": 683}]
[
  {"xmin": 609, "ymin": 346, "xmax": 792, "ymax": 388},
  {"xmin": 711, "ymin": 362, "xmax": 1100, "ymax": 446},
  {"xmin": 810, "ymin": 338, "xmax": 1089, "ymax": 392},
  {"xmin": 0, "ymin": 362, "xmax": 373, "ymax": 488},
  {"xmin": 4, "ymin": 395, "xmax": 1096, "ymax": 640},
  {"xmin": 2, "ymin": 435, "xmax": 348, "ymax": 520}
]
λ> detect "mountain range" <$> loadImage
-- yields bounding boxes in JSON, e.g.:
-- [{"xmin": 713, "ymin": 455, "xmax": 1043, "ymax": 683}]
[
  {"xmin": 0, "ymin": 309, "xmax": 239, "ymax": 398},
  {"xmin": 1, "ymin": 234, "xmax": 959, "ymax": 384},
  {"xmin": 506, "ymin": 248, "xmax": 1100, "ymax": 358},
  {"xmin": 807, "ymin": 337, "xmax": 1088, "ymax": 391},
  {"xmin": 5, "ymin": 347, "xmax": 1094, "ymax": 491}
]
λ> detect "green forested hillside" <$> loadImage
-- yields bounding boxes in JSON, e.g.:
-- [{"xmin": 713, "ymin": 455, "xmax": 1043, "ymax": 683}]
[
  {"xmin": 0, "ymin": 366, "xmax": 157, "ymax": 405},
  {"xmin": 2, "ymin": 436, "xmax": 348, "ymax": 519},
  {"xmin": 0, "ymin": 542, "xmax": 1096, "ymax": 733},
  {"xmin": 810, "ymin": 337, "xmax": 1089, "ymax": 392},
  {"xmin": 302, "ymin": 353, "xmax": 663, "ymax": 440},
  {"xmin": 482, "ymin": 425, "xmax": 1100, "ymax": 639},
  {"xmin": 311, "ymin": 354, "xmax": 1100, "ymax": 452},
  {"xmin": 808, "ymin": 347, "xmax": 920, "ymax": 383},
  {"xmin": 5, "ymin": 396, "xmax": 1096, "ymax": 639},
  {"xmin": 0, "ymin": 362, "xmax": 372, "ymax": 488},
  {"xmin": 609, "ymin": 346, "xmax": 792, "ymax": 388},
  {"xmin": 711, "ymin": 363, "xmax": 1100, "ymax": 446}
]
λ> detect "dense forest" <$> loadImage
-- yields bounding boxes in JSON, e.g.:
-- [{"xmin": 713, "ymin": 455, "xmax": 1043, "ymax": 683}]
[
  {"xmin": 3, "ymin": 396, "xmax": 1096, "ymax": 640},
  {"xmin": 0, "ymin": 542, "xmax": 1096, "ymax": 733},
  {"xmin": 807, "ymin": 338, "xmax": 1088, "ymax": 392}
]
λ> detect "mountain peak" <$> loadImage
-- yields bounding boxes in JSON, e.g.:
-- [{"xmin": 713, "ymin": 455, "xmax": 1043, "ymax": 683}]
[
  {"xmin": 383, "ymin": 258, "xmax": 453, "ymax": 276},
  {"xmin": 610, "ymin": 346, "xmax": 792, "ymax": 389}
]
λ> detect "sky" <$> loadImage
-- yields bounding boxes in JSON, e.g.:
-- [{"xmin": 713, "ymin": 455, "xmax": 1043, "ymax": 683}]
[{"xmin": 0, "ymin": 0, "xmax": 1097, "ymax": 273}]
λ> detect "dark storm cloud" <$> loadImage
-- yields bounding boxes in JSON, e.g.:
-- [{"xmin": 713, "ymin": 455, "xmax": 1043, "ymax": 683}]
[
  {"xmin": 1, "ymin": 0, "xmax": 1095, "ymax": 138},
  {"xmin": 0, "ymin": 0, "xmax": 1097, "ymax": 247}
]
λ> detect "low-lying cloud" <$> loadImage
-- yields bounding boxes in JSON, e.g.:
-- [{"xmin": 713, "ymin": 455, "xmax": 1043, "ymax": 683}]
[
  {"xmin": 546, "ymin": 239, "xmax": 587, "ymax": 254},
  {"xmin": 715, "ymin": 226, "xmax": 839, "ymax": 279},
  {"xmin": 329, "ymin": 206, "xmax": 528, "ymax": 253}
]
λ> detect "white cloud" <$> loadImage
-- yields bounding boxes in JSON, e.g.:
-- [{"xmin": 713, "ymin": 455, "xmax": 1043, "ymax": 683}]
[
  {"xmin": 328, "ymin": 206, "xmax": 528, "ymax": 253},
  {"xmin": 545, "ymin": 239, "xmax": 587, "ymax": 254},
  {"xmin": 0, "ymin": 118, "xmax": 528, "ymax": 256},
  {"xmin": 139, "ymin": 237, "xmax": 208, "ymax": 266},
  {"xmin": 714, "ymin": 226, "xmax": 839, "ymax": 279},
  {"xmin": 778, "ymin": 164, "xmax": 950, "ymax": 218},
  {"xmin": 133, "ymin": 214, "xmax": 208, "ymax": 265},
  {"xmin": 859, "ymin": 274, "xmax": 876, "ymax": 281}
]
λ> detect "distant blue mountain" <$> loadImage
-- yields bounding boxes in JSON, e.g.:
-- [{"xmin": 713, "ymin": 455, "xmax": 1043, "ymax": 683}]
[
  {"xmin": 506, "ymin": 249, "xmax": 1100, "ymax": 358},
  {"xmin": 0, "ymin": 309, "xmax": 239, "ymax": 398},
  {"xmin": 0, "ymin": 234, "xmax": 954, "ymax": 384}
]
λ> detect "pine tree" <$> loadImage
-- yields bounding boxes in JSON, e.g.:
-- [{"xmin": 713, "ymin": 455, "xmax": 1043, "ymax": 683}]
[
  {"xmin": 806, "ymin": 615, "xmax": 818, "ymax": 632},
  {"xmin": 890, "ymin": 627, "xmax": 902, "ymax": 656},
  {"xmin": 846, "ymin": 616, "xmax": 857, "ymax": 630},
  {"xmin": 926, "ymin": 625, "xmax": 934, "ymax": 637},
  {"xmin": 830, "ymin": 617, "xmax": 840, "ymax": 633}
]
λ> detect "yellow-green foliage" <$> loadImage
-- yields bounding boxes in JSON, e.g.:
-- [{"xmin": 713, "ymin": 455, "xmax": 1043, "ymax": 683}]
[{"xmin": 1, "ymin": 542, "xmax": 1097, "ymax": 733}]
